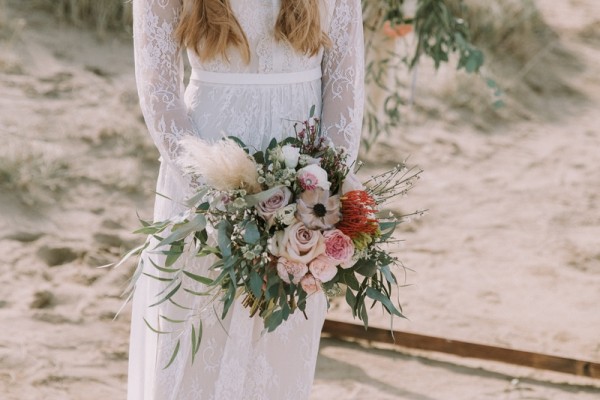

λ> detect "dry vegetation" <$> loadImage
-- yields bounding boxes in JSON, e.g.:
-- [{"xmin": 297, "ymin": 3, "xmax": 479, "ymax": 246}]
[
  {"xmin": 9, "ymin": 0, "xmax": 132, "ymax": 36},
  {"xmin": 441, "ymin": 0, "xmax": 584, "ymax": 125},
  {"xmin": 0, "ymin": 143, "xmax": 70, "ymax": 206}
]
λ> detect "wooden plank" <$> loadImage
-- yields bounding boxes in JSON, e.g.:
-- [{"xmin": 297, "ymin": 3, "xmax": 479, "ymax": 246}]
[{"xmin": 322, "ymin": 319, "xmax": 600, "ymax": 379}]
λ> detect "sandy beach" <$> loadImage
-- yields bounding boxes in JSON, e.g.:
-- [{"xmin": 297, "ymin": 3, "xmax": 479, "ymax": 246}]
[{"xmin": 1, "ymin": 0, "xmax": 599, "ymax": 399}]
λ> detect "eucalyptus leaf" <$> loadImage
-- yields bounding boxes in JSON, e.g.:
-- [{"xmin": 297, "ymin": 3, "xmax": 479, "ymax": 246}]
[
  {"xmin": 244, "ymin": 221, "xmax": 260, "ymax": 245},
  {"xmin": 345, "ymin": 288, "xmax": 357, "ymax": 309},
  {"xmin": 217, "ymin": 221, "xmax": 233, "ymax": 258},
  {"xmin": 143, "ymin": 317, "xmax": 171, "ymax": 335},
  {"xmin": 183, "ymin": 270, "xmax": 214, "ymax": 285},
  {"xmin": 249, "ymin": 271, "xmax": 263, "ymax": 299},
  {"xmin": 184, "ymin": 187, "xmax": 209, "ymax": 208},
  {"xmin": 354, "ymin": 258, "xmax": 378, "ymax": 278},
  {"xmin": 365, "ymin": 287, "xmax": 405, "ymax": 318},
  {"xmin": 339, "ymin": 270, "xmax": 360, "ymax": 291},
  {"xmin": 380, "ymin": 265, "xmax": 397, "ymax": 285},
  {"xmin": 163, "ymin": 340, "xmax": 180, "ymax": 369},
  {"xmin": 157, "ymin": 214, "xmax": 206, "ymax": 248},
  {"xmin": 149, "ymin": 281, "xmax": 182, "ymax": 308},
  {"xmin": 159, "ymin": 315, "xmax": 187, "ymax": 324},
  {"xmin": 142, "ymin": 272, "xmax": 174, "ymax": 282},
  {"xmin": 266, "ymin": 310, "xmax": 284, "ymax": 332}
]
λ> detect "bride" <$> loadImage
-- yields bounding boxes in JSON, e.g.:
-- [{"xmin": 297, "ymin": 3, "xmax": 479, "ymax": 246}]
[{"xmin": 128, "ymin": 0, "xmax": 364, "ymax": 398}]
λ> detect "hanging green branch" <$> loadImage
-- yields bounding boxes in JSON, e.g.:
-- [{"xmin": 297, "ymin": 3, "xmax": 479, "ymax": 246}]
[{"xmin": 361, "ymin": 0, "xmax": 485, "ymax": 149}]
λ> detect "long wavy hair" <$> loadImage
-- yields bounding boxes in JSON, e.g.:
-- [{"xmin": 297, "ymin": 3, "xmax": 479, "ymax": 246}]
[{"xmin": 175, "ymin": 0, "xmax": 331, "ymax": 63}]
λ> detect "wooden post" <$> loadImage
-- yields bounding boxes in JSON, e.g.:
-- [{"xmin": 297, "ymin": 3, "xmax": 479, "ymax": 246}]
[{"xmin": 322, "ymin": 319, "xmax": 600, "ymax": 379}]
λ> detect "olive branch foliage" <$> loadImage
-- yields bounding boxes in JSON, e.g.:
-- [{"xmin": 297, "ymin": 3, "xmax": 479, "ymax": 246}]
[{"xmin": 361, "ymin": 0, "xmax": 485, "ymax": 149}]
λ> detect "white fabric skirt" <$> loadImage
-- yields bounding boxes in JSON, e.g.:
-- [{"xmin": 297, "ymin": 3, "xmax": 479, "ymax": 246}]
[{"xmin": 128, "ymin": 71, "xmax": 328, "ymax": 400}]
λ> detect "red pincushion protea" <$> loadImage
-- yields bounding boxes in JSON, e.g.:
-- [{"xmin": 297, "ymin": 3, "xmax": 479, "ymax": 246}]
[{"xmin": 337, "ymin": 190, "xmax": 379, "ymax": 239}]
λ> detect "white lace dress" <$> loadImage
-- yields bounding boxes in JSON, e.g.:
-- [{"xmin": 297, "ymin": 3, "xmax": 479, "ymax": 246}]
[{"xmin": 128, "ymin": 1, "xmax": 364, "ymax": 399}]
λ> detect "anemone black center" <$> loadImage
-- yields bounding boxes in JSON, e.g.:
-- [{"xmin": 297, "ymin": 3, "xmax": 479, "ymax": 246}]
[{"xmin": 313, "ymin": 203, "xmax": 327, "ymax": 218}]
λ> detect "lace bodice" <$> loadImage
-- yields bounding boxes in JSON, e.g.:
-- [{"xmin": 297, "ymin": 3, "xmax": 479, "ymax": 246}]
[{"xmin": 133, "ymin": 0, "xmax": 364, "ymax": 171}]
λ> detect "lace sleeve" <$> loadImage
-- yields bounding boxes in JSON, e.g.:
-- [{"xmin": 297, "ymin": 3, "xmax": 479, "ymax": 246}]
[
  {"xmin": 133, "ymin": 0, "xmax": 197, "ymax": 172},
  {"xmin": 321, "ymin": 0, "xmax": 365, "ymax": 165}
]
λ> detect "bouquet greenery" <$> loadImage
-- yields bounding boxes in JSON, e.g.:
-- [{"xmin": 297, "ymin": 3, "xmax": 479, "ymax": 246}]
[{"xmin": 119, "ymin": 107, "xmax": 422, "ymax": 365}]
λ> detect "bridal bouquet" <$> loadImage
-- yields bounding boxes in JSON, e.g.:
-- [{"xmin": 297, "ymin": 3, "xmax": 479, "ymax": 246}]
[{"xmin": 121, "ymin": 107, "xmax": 422, "ymax": 365}]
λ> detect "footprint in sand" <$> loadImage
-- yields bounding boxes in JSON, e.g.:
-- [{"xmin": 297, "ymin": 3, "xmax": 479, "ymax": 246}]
[{"xmin": 36, "ymin": 245, "xmax": 79, "ymax": 267}]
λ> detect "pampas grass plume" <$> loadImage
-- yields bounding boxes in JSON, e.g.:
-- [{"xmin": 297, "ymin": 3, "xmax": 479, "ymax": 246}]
[{"xmin": 178, "ymin": 136, "xmax": 261, "ymax": 194}]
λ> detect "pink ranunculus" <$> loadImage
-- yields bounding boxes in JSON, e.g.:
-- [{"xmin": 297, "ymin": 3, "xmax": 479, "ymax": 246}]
[
  {"xmin": 308, "ymin": 255, "xmax": 338, "ymax": 283},
  {"xmin": 323, "ymin": 229, "xmax": 355, "ymax": 268},
  {"xmin": 275, "ymin": 222, "xmax": 325, "ymax": 264},
  {"xmin": 297, "ymin": 164, "xmax": 330, "ymax": 191},
  {"xmin": 298, "ymin": 172, "xmax": 318, "ymax": 191},
  {"xmin": 276, "ymin": 257, "xmax": 308, "ymax": 284},
  {"xmin": 300, "ymin": 273, "xmax": 321, "ymax": 294},
  {"xmin": 256, "ymin": 187, "xmax": 292, "ymax": 225}
]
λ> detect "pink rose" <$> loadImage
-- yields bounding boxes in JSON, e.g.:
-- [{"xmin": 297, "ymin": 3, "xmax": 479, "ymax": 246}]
[
  {"xmin": 273, "ymin": 222, "xmax": 325, "ymax": 264},
  {"xmin": 256, "ymin": 187, "xmax": 292, "ymax": 224},
  {"xmin": 276, "ymin": 257, "xmax": 308, "ymax": 284},
  {"xmin": 300, "ymin": 273, "xmax": 321, "ymax": 294},
  {"xmin": 323, "ymin": 229, "xmax": 355, "ymax": 268},
  {"xmin": 308, "ymin": 255, "xmax": 338, "ymax": 283}
]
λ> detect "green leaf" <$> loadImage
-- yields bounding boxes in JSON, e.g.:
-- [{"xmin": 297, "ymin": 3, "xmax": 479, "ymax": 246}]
[
  {"xmin": 309, "ymin": 104, "xmax": 316, "ymax": 118},
  {"xmin": 380, "ymin": 265, "xmax": 397, "ymax": 285},
  {"xmin": 354, "ymin": 259, "xmax": 378, "ymax": 278},
  {"xmin": 191, "ymin": 321, "xmax": 203, "ymax": 364},
  {"xmin": 183, "ymin": 288, "xmax": 213, "ymax": 296},
  {"xmin": 159, "ymin": 315, "xmax": 187, "ymax": 324},
  {"xmin": 253, "ymin": 151, "xmax": 265, "ymax": 165},
  {"xmin": 194, "ymin": 228, "xmax": 209, "ymax": 245},
  {"xmin": 109, "ymin": 242, "xmax": 148, "ymax": 270},
  {"xmin": 267, "ymin": 138, "xmax": 278, "ymax": 152},
  {"xmin": 365, "ymin": 287, "xmax": 405, "ymax": 318},
  {"xmin": 243, "ymin": 221, "xmax": 260, "ymax": 245},
  {"xmin": 142, "ymin": 272, "xmax": 174, "ymax": 282},
  {"xmin": 191, "ymin": 324, "xmax": 198, "ymax": 364},
  {"xmin": 379, "ymin": 221, "xmax": 397, "ymax": 242},
  {"xmin": 163, "ymin": 340, "xmax": 180, "ymax": 369},
  {"xmin": 184, "ymin": 187, "xmax": 209, "ymax": 208},
  {"xmin": 345, "ymin": 288, "xmax": 357, "ymax": 309},
  {"xmin": 148, "ymin": 257, "xmax": 180, "ymax": 274},
  {"xmin": 164, "ymin": 245, "xmax": 184, "ymax": 268},
  {"xmin": 217, "ymin": 221, "xmax": 233, "ymax": 258},
  {"xmin": 156, "ymin": 214, "xmax": 206, "ymax": 248},
  {"xmin": 226, "ymin": 136, "xmax": 248, "ymax": 151},
  {"xmin": 266, "ymin": 310, "xmax": 284, "ymax": 332},
  {"xmin": 143, "ymin": 317, "xmax": 170, "ymax": 334},
  {"xmin": 360, "ymin": 301, "xmax": 369, "ymax": 329},
  {"xmin": 249, "ymin": 271, "xmax": 263, "ymax": 299},
  {"xmin": 221, "ymin": 283, "xmax": 236, "ymax": 319},
  {"xmin": 339, "ymin": 270, "xmax": 360, "ymax": 291},
  {"xmin": 149, "ymin": 281, "xmax": 182, "ymax": 308},
  {"xmin": 280, "ymin": 137, "xmax": 300, "ymax": 147},
  {"xmin": 197, "ymin": 245, "xmax": 221, "ymax": 257},
  {"xmin": 183, "ymin": 270, "xmax": 214, "ymax": 285}
]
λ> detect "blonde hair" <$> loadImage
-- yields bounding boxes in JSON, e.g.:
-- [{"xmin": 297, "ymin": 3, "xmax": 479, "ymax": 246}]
[{"xmin": 175, "ymin": 0, "xmax": 331, "ymax": 63}]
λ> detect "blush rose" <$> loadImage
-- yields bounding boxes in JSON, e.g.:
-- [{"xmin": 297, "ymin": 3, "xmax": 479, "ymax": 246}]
[
  {"xmin": 270, "ymin": 222, "xmax": 326, "ymax": 264},
  {"xmin": 308, "ymin": 255, "xmax": 338, "ymax": 283},
  {"xmin": 276, "ymin": 257, "xmax": 308, "ymax": 284},
  {"xmin": 323, "ymin": 229, "xmax": 355, "ymax": 269},
  {"xmin": 256, "ymin": 187, "xmax": 292, "ymax": 225}
]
